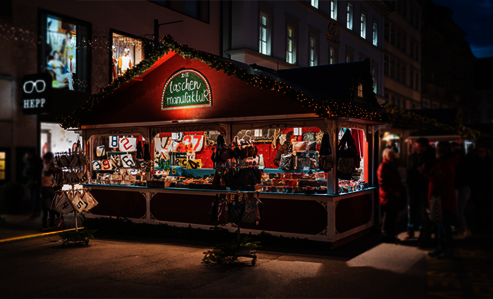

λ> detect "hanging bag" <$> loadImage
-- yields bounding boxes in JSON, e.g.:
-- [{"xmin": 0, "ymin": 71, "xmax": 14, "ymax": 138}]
[
  {"xmin": 319, "ymin": 132, "xmax": 333, "ymax": 171},
  {"xmin": 336, "ymin": 130, "xmax": 357, "ymax": 180},
  {"xmin": 228, "ymin": 194, "xmax": 245, "ymax": 224},
  {"xmin": 429, "ymin": 194, "xmax": 443, "ymax": 222},
  {"xmin": 280, "ymin": 154, "xmax": 293, "ymax": 171},
  {"xmin": 82, "ymin": 191, "xmax": 99, "ymax": 212},
  {"xmin": 241, "ymin": 195, "xmax": 257, "ymax": 223}
]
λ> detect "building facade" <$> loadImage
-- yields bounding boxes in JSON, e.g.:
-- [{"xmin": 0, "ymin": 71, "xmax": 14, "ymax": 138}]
[
  {"xmin": 383, "ymin": 0, "xmax": 422, "ymax": 110},
  {"xmin": 475, "ymin": 57, "xmax": 493, "ymax": 123},
  {"xmin": 221, "ymin": 0, "xmax": 391, "ymax": 102},
  {"xmin": 0, "ymin": 0, "xmax": 220, "ymax": 184},
  {"xmin": 421, "ymin": 0, "xmax": 476, "ymax": 122}
]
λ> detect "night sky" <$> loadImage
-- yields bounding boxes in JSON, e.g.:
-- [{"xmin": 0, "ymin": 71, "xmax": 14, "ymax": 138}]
[{"xmin": 432, "ymin": 0, "xmax": 493, "ymax": 58}]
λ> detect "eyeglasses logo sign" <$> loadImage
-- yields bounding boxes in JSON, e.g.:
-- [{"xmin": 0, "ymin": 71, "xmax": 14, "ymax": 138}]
[{"xmin": 21, "ymin": 73, "xmax": 52, "ymax": 114}]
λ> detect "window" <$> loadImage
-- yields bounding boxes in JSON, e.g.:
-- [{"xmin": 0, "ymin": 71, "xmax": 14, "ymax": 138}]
[
  {"xmin": 373, "ymin": 22, "xmax": 378, "ymax": 46},
  {"xmin": 347, "ymin": 2, "xmax": 353, "ymax": 30},
  {"xmin": 40, "ymin": 12, "xmax": 91, "ymax": 92},
  {"xmin": 112, "ymin": 31, "xmax": 148, "ymax": 81},
  {"xmin": 311, "ymin": 0, "xmax": 318, "ymax": 9},
  {"xmin": 396, "ymin": 63, "xmax": 401, "ymax": 82},
  {"xmin": 390, "ymin": 59, "xmax": 395, "ymax": 79},
  {"xmin": 329, "ymin": 47, "xmax": 336, "ymax": 64},
  {"xmin": 357, "ymin": 84, "xmax": 363, "ymax": 97},
  {"xmin": 391, "ymin": 95, "xmax": 396, "ymax": 105},
  {"xmin": 410, "ymin": 69, "xmax": 414, "ymax": 87},
  {"xmin": 372, "ymin": 66, "xmax": 378, "ymax": 94},
  {"xmin": 390, "ymin": 24, "xmax": 395, "ymax": 45},
  {"xmin": 415, "ymin": 44, "xmax": 419, "ymax": 61},
  {"xmin": 396, "ymin": 31, "xmax": 401, "ymax": 49},
  {"xmin": 415, "ymin": 73, "xmax": 419, "ymax": 90},
  {"xmin": 149, "ymin": 0, "xmax": 210, "ymax": 23},
  {"xmin": 384, "ymin": 54, "xmax": 388, "ymax": 75},
  {"xmin": 346, "ymin": 53, "xmax": 353, "ymax": 63},
  {"xmin": 0, "ymin": 150, "xmax": 6, "ymax": 181},
  {"xmin": 402, "ymin": 34, "xmax": 407, "ymax": 53},
  {"xmin": 360, "ymin": 13, "xmax": 366, "ymax": 39},
  {"xmin": 330, "ymin": 0, "xmax": 337, "ymax": 20},
  {"xmin": 309, "ymin": 37, "xmax": 318, "ymax": 66},
  {"xmin": 402, "ymin": 65, "xmax": 406, "ymax": 84},
  {"xmin": 384, "ymin": 21, "xmax": 389, "ymax": 41},
  {"xmin": 410, "ymin": 40, "xmax": 414, "ymax": 58},
  {"xmin": 259, "ymin": 12, "xmax": 270, "ymax": 55},
  {"xmin": 286, "ymin": 26, "xmax": 296, "ymax": 64}
]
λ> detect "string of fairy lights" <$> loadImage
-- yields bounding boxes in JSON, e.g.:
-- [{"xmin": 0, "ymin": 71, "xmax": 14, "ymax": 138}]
[
  {"xmin": 59, "ymin": 34, "xmax": 384, "ymax": 129},
  {"xmin": 3, "ymin": 22, "xmax": 485, "ymax": 137},
  {"xmin": 382, "ymin": 104, "xmax": 487, "ymax": 138},
  {"xmin": 0, "ymin": 23, "xmax": 154, "ymax": 51}
]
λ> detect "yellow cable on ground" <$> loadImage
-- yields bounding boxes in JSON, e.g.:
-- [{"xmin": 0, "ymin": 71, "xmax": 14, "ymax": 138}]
[{"xmin": 0, "ymin": 227, "xmax": 85, "ymax": 244}]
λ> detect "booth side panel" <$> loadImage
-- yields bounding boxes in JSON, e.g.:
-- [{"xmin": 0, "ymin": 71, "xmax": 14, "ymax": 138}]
[
  {"xmin": 150, "ymin": 193, "xmax": 328, "ymax": 236},
  {"xmin": 89, "ymin": 189, "xmax": 147, "ymax": 219}
]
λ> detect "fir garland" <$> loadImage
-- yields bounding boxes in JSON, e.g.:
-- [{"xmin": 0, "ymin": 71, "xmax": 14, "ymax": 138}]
[
  {"xmin": 59, "ymin": 35, "xmax": 382, "ymax": 129},
  {"xmin": 382, "ymin": 104, "xmax": 488, "ymax": 138}
]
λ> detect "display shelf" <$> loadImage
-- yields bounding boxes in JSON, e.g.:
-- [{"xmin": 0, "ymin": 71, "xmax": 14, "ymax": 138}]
[{"xmin": 83, "ymin": 183, "xmax": 375, "ymax": 198}]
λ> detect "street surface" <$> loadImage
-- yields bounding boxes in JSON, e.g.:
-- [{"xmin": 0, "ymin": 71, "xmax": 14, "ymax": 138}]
[{"xmin": 1, "ymin": 214, "xmax": 492, "ymax": 299}]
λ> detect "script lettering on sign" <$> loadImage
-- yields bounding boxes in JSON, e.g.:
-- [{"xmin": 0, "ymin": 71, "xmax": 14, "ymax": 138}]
[{"xmin": 161, "ymin": 69, "xmax": 212, "ymax": 110}]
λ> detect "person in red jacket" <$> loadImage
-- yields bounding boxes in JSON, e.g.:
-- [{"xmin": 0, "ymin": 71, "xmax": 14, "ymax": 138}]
[
  {"xmin": 378, "ymin": 148, "xmax": 403, "ymax": 243},
  {"xmin": 419, "ymin": 141, "xmax": 457, "ymax": 259}
]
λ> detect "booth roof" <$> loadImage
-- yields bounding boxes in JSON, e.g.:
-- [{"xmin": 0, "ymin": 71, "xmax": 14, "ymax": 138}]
[
  {"xmin": 59, "ymin": 35, "xmax": 383, "ymax": 129},
  {"xmin": 382, "ymin": 105, "xmax": 488, "ymax": 138}
]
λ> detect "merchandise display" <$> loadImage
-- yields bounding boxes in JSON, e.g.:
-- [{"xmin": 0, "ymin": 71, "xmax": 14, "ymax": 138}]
[
  {"xmin": 83, "ymin": 127, "xmax": 369, "ymax": 195},
  {"xmin": 336, "ymin": 128, "xmax": 368, "ymax": 193},
  {"xmin": 89, "ymin": 135, "xmax": 149, "ymax": 186}
]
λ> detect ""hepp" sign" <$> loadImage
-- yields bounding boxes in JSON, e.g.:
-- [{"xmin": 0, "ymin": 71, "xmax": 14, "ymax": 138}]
[
  {"xmin": 21, "ymin": 73, "xmax": 52, "ymax": 114},
  {"xmin": 161, "ymin": 69, "xmax": 212, "ymax": 111}
]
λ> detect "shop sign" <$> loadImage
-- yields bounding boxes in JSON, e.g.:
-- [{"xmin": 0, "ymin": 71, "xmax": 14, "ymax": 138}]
[
  {"xmin": 161, "ymin": 69, "xmax": 212, "ymax": 110},
  {"xmin": 21, "ymin": 73, "xmax": 52, "ymax": 114}
]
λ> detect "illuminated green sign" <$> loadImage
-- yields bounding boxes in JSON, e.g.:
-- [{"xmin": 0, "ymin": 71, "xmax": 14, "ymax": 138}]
[{"xmin": 161, "ymin": 69, "xmax": 212, "ymax": 110}]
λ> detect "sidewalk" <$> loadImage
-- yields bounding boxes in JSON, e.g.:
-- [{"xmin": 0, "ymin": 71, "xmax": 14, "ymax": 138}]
[{"xmin": 0, "ymin": 211, "xmax": 79, "ymax": 240}]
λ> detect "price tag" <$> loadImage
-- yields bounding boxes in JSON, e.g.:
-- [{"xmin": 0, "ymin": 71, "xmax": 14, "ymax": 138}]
[
  {"xmin": 119, "ymin": 137, "xmax": 137, "ymax": 152},
  {"xmin": 109, "ymin": 136, "xmax": 119, "ymax": 148}
]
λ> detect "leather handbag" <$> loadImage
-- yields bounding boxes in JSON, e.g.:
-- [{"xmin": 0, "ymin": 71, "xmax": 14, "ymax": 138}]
[
  {"xmin": 228, "ymin": 194, "xmax": 245, "ymax": 224},
  {"xmin": 337, "ymin": 130, "xmax": 357, "ymax": 180},
  {"xmin": 292, "ymin": 141, "xmax": 307, "ymax": 152},
  {"xmin": 306, "ymin": 141, "xmax": 317, "ymax": 152},
  {"xmin": 280, "ymin": 154, "xmax": 293, "ymax": 171},
  {"xmin": 319, "ymin": 132, "xmax": 333, "ymax": 171}
]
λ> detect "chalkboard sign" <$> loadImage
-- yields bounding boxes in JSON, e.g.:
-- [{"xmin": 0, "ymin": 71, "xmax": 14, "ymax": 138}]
[{"xmin": 161, "ymin": 69, "xmax": 212, "ymax": 110}]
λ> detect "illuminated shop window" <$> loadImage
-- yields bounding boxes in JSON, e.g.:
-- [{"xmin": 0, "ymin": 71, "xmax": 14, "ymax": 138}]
[{"xmin": 40, "ymin": 12, "xmax": 90, "ymax": 92}]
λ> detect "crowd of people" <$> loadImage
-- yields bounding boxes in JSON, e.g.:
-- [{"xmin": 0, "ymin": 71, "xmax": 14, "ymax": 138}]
[{"xmin": 378, "ymin": 138, "xmax": 493, "ymax": 259}]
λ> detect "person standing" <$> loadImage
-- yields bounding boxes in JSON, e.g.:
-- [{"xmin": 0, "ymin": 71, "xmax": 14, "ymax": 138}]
[
  {"xmin": 469, "ymin": 144, "xmax": 493, "ymax": 233},
  {"xmin": 406, "ymin": 138, "xmax": 436, "ymax": 247},
  {"xmin": 41, "ymin": 152, "xmax": 56, "ymax": 229},
  {"xmin": 451, "ymin": 142, "xmax": 472, "ymax": 238},
  {"xmin": 420, "ymin": 141, "xmax": 457, "ymax": 259},
  {"xmin": 25, "ymin": 150, "xmax": 43, "ymax": 218},
  {"xmin": 378, "ymin": 149, "xmax": 403, "ymax": 243}
]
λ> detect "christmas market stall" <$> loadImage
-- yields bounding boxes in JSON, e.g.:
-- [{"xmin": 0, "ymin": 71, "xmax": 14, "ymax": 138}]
[{"xmin": 61, "ymin": 35, "xmax": 383, "ymax": 245}]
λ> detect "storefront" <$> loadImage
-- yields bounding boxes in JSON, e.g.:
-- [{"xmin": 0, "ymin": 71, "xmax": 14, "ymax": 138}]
[{"xmin": 63, "ymin": 36, "xmax": 383, "ymax": 245}]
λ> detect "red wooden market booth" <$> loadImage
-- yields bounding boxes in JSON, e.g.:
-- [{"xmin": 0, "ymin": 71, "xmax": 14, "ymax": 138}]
[{"xmin": 64, "ymin": 36, "xmax": 384, "ymax": 245}]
